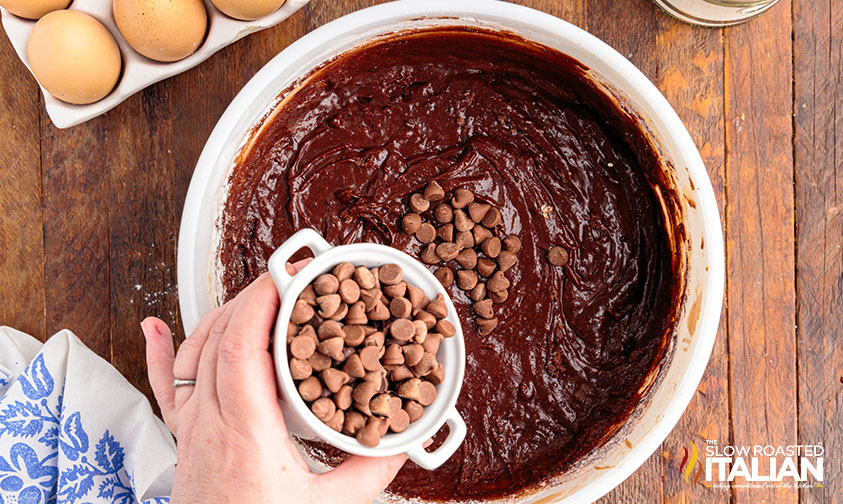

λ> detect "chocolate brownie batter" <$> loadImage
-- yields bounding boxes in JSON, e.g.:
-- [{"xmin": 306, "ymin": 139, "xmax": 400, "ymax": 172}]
[{"xmin": 218, "ymin": 28, "xmax": 681, "ymax": 501}]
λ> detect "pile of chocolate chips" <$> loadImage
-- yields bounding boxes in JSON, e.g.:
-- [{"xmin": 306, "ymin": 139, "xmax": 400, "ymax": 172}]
[
  {"xmin": 286, "ymin": 262, "xmax": 455, "ymax": 447},
  {"xmin": 400, "ymin": 181, "xmax": 520, "ymax": 336}
]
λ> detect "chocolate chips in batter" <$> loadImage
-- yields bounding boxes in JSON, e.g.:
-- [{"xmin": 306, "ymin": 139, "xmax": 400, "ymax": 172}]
[{"xmin": 400, "ymin": 182, "xmax": 519, "ymax": 336}]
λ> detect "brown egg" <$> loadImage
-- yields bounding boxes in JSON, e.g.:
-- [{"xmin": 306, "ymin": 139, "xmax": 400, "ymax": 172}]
[
  {"xmin": 0, "ymin": 0, "xmax": 70, "ymax": 20},
  {"xmin": 113, "ymin": 0, "xmax": 207, "ymax": 62},
  {"xmin": 27, "ymin": 10, "xmax": 122, "ymax": 105},
  {"xmin": 210, "ymin": 0, "xmax": 286, "ymax": 21}
]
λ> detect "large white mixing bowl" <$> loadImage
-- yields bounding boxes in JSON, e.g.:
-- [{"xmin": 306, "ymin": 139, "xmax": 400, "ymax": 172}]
[{"xmin": 177, "ymin": 1, "xmax": 725, "ymax": 502}]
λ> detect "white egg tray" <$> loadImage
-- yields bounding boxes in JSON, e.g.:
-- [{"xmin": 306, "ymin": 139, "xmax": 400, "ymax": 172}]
[{"xmin": 0, "ymin": 0, "xmax": 310, "ymax": 128}]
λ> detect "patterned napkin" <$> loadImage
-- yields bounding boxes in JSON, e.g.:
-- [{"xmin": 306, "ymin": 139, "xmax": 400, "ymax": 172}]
[{"xmin": 0, "ymin": 327, "xmax": 176, "ymax": 504}]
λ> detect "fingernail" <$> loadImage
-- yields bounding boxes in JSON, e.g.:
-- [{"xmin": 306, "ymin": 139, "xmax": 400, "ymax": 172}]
[{"xmin": 140, "ymin": 320, "xmax": 151, "ymax": 340}]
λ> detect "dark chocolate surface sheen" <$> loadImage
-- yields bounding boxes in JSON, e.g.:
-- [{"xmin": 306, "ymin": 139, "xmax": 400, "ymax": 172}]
[{"xmin": 218, "ymin": 28, "xmax": 680, "ymax": 501}]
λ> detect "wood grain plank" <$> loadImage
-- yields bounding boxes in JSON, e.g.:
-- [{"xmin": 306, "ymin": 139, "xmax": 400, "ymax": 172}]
[
  {"xmin": 40, "ymin": 114, "xmax": 111, "ymax": 356},
  {"xmin": 724, "ymin": 2, "xmax": 797, "ymax": 503},
  {"xmin": 0, "ymin": 33, "xmax": 45, "ymax": 340},
  {"xmin": 169, "ymin": 19, "xmax": 260, "ymax": 343},
  {"xmin": 106, "ymin": 85, "xmax": 179, "ymax": 401},
  {"xmin": 793, "ymin": 0, "xmax": 843, "ymax": 501},
  {"xmin": 586, "ymin": 1, "xmax": 663, "ymax": 502},
  {"xmin": 653, "ymin": 13, "xmax": 731, "ymax": 504}
]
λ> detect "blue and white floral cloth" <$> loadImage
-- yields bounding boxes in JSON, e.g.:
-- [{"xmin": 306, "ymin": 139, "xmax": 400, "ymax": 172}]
[{"xmin": 0, "ymin": 327, "xmax": 176, "ymax": 504}]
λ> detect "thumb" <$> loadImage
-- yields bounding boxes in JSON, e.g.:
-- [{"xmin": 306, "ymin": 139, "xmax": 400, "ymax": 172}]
[{"xmin": 315, "ymin": 454, "xmax": 408, "ymax": 503}]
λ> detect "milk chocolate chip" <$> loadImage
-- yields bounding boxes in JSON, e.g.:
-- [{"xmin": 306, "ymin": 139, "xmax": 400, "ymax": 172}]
[
  {"xmin": 321, "ymin": 368, "xmax": 350, "ymax": 393},
  {"xmin": 409, "ymin": 193, "xmax": 430, "ymax": 213},
  {"xmin": 370, "ymin": 393, "xmax": 402, "ymax": 417},
  {"xmin": 437, "ymin": 223, "xmax": 454, "ymax": 242},
  {"xmin": 359, "ymin": 346, "xmax": 382, "ymax": 371},
  {"xmin": 468, "ymin": 202, "xmax": 491, "ymax": 222},
  {"xmin": 290, "ymin": 335, "xmax": 316, "ymax": 360},
  {"xmin": 454, "ymin": 230, "xmax": 474, "ymax": 249},
  {"xmin": 326, "ymin": 409, "xmax": 344, "ymax": 432},
  {"xmin": 290, "ymin": 358, "xmax": 312, "ymax": 380},
  {"xmin": 389, "ymin": 409, "xmax": 411, "ymax": 433},
  {"xmin": 317, "ymin": 320, "xmax": 344, "ymax": 340},
  {"xmin": 453, "ymin": 209, "xmax": 473, "ymax": 232},
  {"xmin": 473, "ymin": 224, "xmax": 492, "ymax": 245},
  {"xmin": 308, "ymin": 352, "xmax": 332, "ymax": 372},
  {"xmin": 338, "ymin": 279, "xmax": 361, "ymax": 304},
  {"xmin": 382, "ymin": 344, "xmax": 404, "ymax": 366},
  {"xmin": 456, "ymin": 269, "xmax": 478, "ymax": 290},
  {"xmin": 389, "ymin": 318, "xmax": 415, "ymax": 342},
  {"xmin": 473, "ymin": 299, "xmax": 494, "ymax": 319},
  {"xmin": 316, "ymin": 294, "xmax": 341, "ymax": 318},
  {"xmin": 401, "ymin": 213, "xmax": 422, "ymax": 234},
  {"xmin": 342, "ymin": 325, "xmax": 366, "ymax": 346},
  {"xmin": 426, "ymin": 294, "xmax": 448, "ymax": 319},
  {"xmin": 379, "ymin": 264, "xmax": 403, "ymax": 285},
  {"xmin": 481, "ymin": 207, "xmax": 503, "ymax": 228},
  {"xmin": 404, "ymin": 401, "xmax": 424, "ymax": 423},
  {"xmin": 434, "ymin": 203, "xmax": 454, "ymax": 224},
  {"xmin": 481, "ymin": 237, "xmax": 502, "ymax": 258},
  {"xmin": 420, "ymin": 243, "xmax": 440, "ymax": 264},
  {"xmin": 342, "ymin": 353, "xmax": 366, "ymax": 378},
  {"xmin": 434, "ymin": 319, "xmax": 456, "ymax": 338},
  {"xmin": 436, "ymin": 242, "xmax": 459, "ymax": 261},
  {"xmin": 299, "ymin": 285, "xmax": 317, "ymax": 306},
  {"xmin": 353, "ymin": 266, "xmax": 376, "ymax": 289},
  {"xmin": 313, "ymin": 274, "xmax": 339, "ymax": 295},
  {"xmin": 502, "ymin": 235, "xmax": 522, "ymax": 253},
  {"xmin": 312, "ymin": 397, "xmax": 336, "ymax": 422},
  {"xmin": 455, "ymin": 248, "xmax": 478, "ymax": 269},
  {"xmin": 489, "ymin": 288, "xmax": 509, "ymax": 304},
  {"xmin": 356, "ymin": 420, "xmax": 381, "ymax": 447},
  {"xmin": 291, "ymin": 300, "xmax": 315, "ymax": 324},
  {"xmin": 424, "ymin": 180, "xmax": 445, "ymax": 201},
  {"xmin": 402, "ymin": 344, "xmax": 424, "ymax": 367},
  {"xmin": 476, "ymin": 316, "xmax": 499, "ymax": 336},
  {"xmin": 469, "ymin": 282, "xmax": 486, "ymax": 302},
  {"xmin": 434, "ymin": 267, "xmax": 454, "ymax": 287},
  {"xmin": 497, "ymin": 250, "xmax": 517, "ymax": 272},
  {"xmin": 333, "ymin": 262, "xmax": 355, "ymax": 281},
  {"xmin": 383, "ymin": 281, "xmax": 407, "ymax": 299},
  {"xmin": 451, "ymin": 188, "xmax": 475, "ymax": 209},
  {"xmin": 346, "ymin": 302, "xmax": 368, "ymax": 325},
  {"xmin": 487, "ymin": 270, "xmax": 511, "ymax": 292},
  {"xmin": 477, "ymin": 257, "xmax": 497, "ymax": 277},
  {"xmin": 317, "ymin": 337, "xmax": 345, "ymax": 361},
  {"xmin": 298, "ymin": 376, "xmax": 322, "ymax": 402},
  {"xmin": 343, "ymin": 411, "xmax": 366, "ymax": 436},
  {"xmin": 390, "ymin": 297, "xmax": 413, "ymax": 319},
  {"xmin": 548, "ymin": 246, "xmax": 569, "ymax": 266}
]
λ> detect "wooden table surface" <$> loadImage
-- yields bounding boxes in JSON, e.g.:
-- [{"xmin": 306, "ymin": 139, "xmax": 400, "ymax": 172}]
[{"xmin": 1, "ymin": 0, "xmax": 840, "ymax": 502}]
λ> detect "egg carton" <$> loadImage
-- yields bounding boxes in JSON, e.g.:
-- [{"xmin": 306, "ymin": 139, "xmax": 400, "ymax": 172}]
[{"xmin": 0, "ymin": 0, "xmax": 310, "ymax": 128}]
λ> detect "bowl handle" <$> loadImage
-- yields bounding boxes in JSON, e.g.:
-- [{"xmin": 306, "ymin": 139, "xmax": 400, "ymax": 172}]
[
  {"xmin": 267, "ymin": 228, "xmax": 333, "ymax": 294},
  {"xmin": 406, "ymin": 407, "xmax": 467, "ymax": 470}
]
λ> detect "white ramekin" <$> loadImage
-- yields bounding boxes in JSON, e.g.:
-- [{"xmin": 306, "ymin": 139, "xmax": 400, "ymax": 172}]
[
  {"xmin": 267, "ymin": 228, "xmax": 467, "ymax": 470},
  {"xmin": 178, "ymin": 1, "xmax": 725, "ymax": 502}
]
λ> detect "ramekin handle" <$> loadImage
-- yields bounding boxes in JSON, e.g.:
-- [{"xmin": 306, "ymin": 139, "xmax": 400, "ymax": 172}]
[
  {"xmin": 406, "ymin": 408, "xmax": 467, "ymax": 470},
  {"xmin": 267, "ymin": 228, "xmax": 332, "ymax": 294}
]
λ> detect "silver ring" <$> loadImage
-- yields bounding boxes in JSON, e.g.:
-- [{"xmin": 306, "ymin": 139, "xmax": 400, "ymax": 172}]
[{"xmin": 173, "ymin": 379, "xmax": 197, "ymax": 388}]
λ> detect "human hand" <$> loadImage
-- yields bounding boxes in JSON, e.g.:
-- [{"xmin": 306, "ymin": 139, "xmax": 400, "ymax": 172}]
[{"xmin": 141, "ymin": 262, "xmax": 408, "ymax": 504}]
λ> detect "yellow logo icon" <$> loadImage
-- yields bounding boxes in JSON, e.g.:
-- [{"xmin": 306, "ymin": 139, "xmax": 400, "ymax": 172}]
[{"xmin": 680, "ymin": 442, "xmax": 709, "ymax": 487}]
